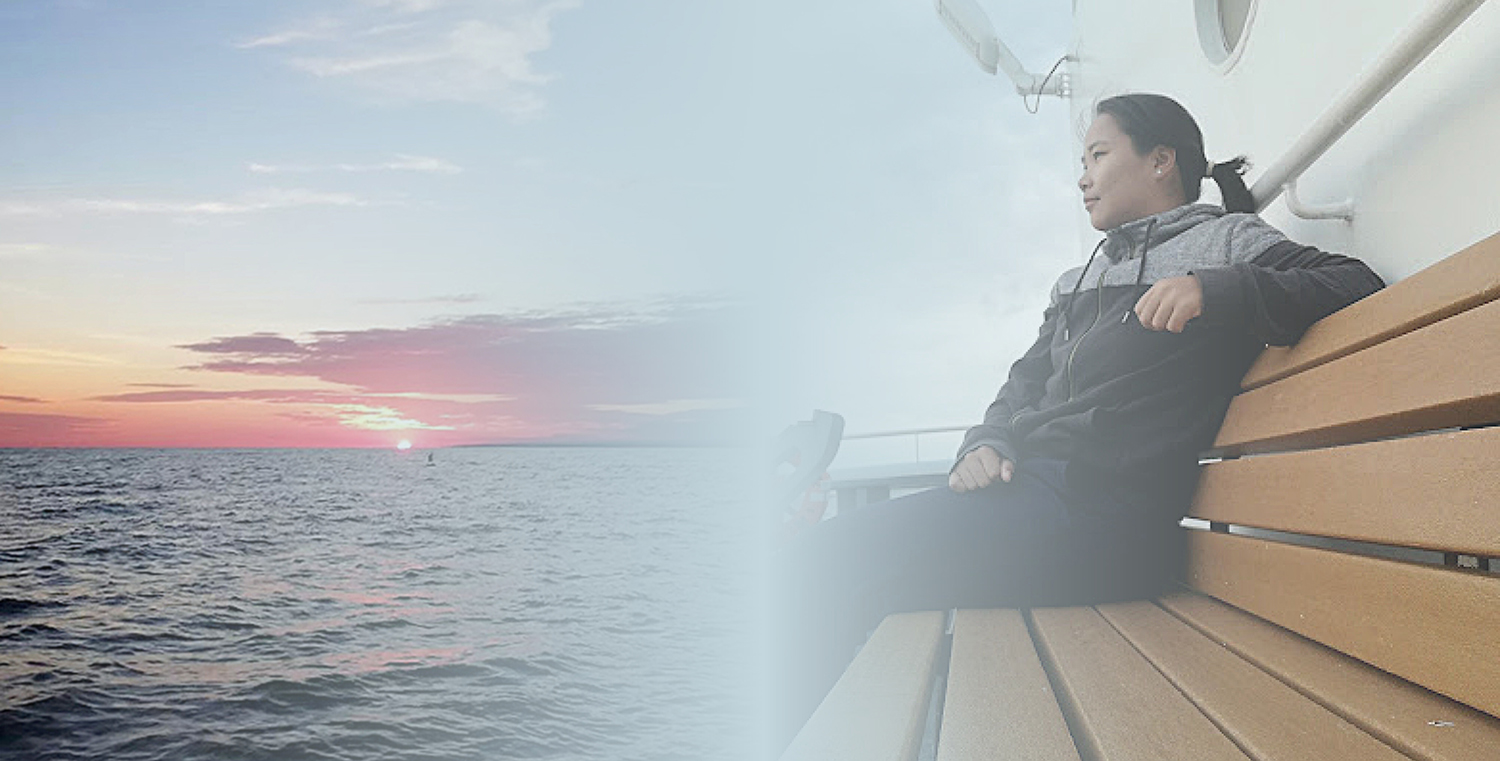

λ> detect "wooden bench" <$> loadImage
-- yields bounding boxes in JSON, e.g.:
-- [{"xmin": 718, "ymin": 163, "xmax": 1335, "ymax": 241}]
[{"xmin": 779, "ymin": 231, "xmax": 1500, "ymax": 761}]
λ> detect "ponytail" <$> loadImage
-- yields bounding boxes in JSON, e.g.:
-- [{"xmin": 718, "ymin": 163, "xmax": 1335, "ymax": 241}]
[
  {"xmin": 1095, "ymin": 94, "xmax": 1259, "ymax": 214},
  {"xmin": 1209, "ymin": 156, "xmax": 1255, "ymax": 213}
]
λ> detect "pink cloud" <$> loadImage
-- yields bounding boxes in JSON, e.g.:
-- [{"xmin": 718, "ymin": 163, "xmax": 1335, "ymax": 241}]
[
  {"xmin": 185, "ymin": 303, "xmax": 743, "ymax": 397},
  {"xmin": 96, "ymin": 300, "xmax": 753, "ymax": 445},
  {"xmin": 94, "ymin": 389, "xmax": 348, "ymax": 404},
  {"xmin": 92, "ymin": 388, "xmax": 514, "ymax": 436},
  {"xmin": 0, "ymin": 395, "xmax": 45, "ymax": 404},
  {"xmin": 178, "ymin": 332, "xmax": 307, "ymax": 356}
]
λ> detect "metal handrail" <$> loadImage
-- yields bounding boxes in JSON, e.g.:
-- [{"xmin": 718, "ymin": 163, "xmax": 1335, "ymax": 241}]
[
  {"xmin": 842, "ymin": 425, "xmax": 967, "ymax": 440},
  {"xmin": 840, "ymin": 425, "xmax": 968, "ymax": 465},
  {"xmin": 1251, "ymin": 0, "xmax": 1488, "ymax": 213}
]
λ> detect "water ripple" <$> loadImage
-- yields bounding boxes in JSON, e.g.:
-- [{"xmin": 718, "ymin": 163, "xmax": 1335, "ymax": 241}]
[{"xmin": 0, "ymin": 447, "xmax": 760, "ymax": 761}]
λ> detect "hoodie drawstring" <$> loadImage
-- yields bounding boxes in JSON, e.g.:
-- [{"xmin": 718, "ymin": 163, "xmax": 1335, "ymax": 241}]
[
  {"xmin": 1064, "ymin": 215, "xmax": 1159, "ymax": 338},
  {"xmin": 1062, "ymin": 239, "xmax": 1106, "ymax": 342},
  {"xmin": 1122, "ymin": 217, "xmax": 1157, "ymax": 323}
]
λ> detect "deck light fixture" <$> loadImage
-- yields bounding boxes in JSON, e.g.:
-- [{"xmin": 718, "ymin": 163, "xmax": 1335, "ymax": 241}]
[{"xmin": 935, "ymin": 0, "xmax": 1068, "ymax": 101}]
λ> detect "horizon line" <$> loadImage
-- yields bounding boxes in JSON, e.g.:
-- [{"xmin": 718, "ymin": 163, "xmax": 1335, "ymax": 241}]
[{"xmin": 0, "ymin": 440, "xmax": 745, "ymax": 451}]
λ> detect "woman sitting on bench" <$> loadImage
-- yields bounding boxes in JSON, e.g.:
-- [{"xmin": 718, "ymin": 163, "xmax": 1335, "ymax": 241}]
[{"xmin": 766, "ymin": 92, "xmax": 1387, "ymax": 755}]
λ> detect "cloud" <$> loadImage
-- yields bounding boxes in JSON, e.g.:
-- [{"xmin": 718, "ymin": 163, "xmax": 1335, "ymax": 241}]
[
  {"xmin": 359, "ymin": 293, "xmax": 485, "ymax": 306},
  {"xmin": 95, "ymin": 388, "xmax": 507, "ymax": 406},
  {"xmin": 235, "ymin": 20, "xmax": 340, "ymax": 49},
  {"xmin": 0, "ymin": 347, "xmax": 121, "ymax": 367},
  {"xmin": 91, "ymin": 387, "xmax": 497, "ymax": 435},
  {"xmin": 242, "ymin": 0, "xmax": 577, "ymax": 114},
  {"xmin": 360, "ymin": 0, "xmax": 451, "ymax": 13},
  {"xmin": 0, "ymin": 395, "xmax": 45, "ymax": 404},
  {"xmin": 370, "ymin": 391, "xmax": 509, "ymax": 403},
  {"xmin": 132, "ymin": 298, "xmax": 753, "ymax": 443},
  {"xmin": 178, "ymin": 333, "xmax": 310, "ymax": 356},
  {"xmin": 0, "ymin": 189, "xmax": 370, "ymax": 218},
  {"xmin": 182, "ymin": 301, "xmax": 744, "ymax": 395},
  {"xmin": 94, "ymin": 389, "xmax": 340, "ymax": 404},
  {"xmin": 323, "ymin": 404, "xmax": 455, "ymax": 431},
  {"xmin": 126, "ymin": 382, "xmax": 197, "ymax": 389},
  {"xmin": 248, "ymin": 154, "xmax": 462, "ymax": 175},
  {"xmin": 588, "ymin": 399, "xmax": 744, "ymax": 416},
  {"xmin": 275, "ymin": 403, "xmax": 463, "ymax": 432}
]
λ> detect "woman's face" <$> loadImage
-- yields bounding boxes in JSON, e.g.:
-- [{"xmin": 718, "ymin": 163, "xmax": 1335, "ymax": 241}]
[{"xmin": 1078, "ymin": 113, "xmax": 1176, "ymax": 231}]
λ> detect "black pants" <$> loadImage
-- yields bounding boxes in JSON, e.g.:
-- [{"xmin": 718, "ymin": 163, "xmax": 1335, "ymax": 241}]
[{"xmin": 765, "ymin": 458, "xmax": 1184, "ymax": 754}]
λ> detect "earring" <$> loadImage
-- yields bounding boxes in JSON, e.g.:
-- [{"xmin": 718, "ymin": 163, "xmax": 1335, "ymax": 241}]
[{"xmin": 1156, "ymin": 169, "xmax": 1162, "ymax": 175}]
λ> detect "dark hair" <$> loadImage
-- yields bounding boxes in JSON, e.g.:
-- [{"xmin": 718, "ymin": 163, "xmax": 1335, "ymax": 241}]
[{"xmin": 1094, "ymin": 93, "xmax": 1255, "ymax": 213}]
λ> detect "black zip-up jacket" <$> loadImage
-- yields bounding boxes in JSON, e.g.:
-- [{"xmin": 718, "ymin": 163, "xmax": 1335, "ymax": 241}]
[{"xmin": 956, "ymin": 204, "xmax": 1385, "ymax": 515}]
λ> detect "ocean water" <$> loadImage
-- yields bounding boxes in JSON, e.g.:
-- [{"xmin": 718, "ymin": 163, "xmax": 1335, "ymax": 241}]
[{"xmin": 0, "ymin": 447, "xmax": 764, "ymax": 761}]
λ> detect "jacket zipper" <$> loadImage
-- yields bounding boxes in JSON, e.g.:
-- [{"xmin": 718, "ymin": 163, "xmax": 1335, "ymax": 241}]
[{"xmin": 1065, "ymin": 268, "xmax": 1109, "ymax": 402}]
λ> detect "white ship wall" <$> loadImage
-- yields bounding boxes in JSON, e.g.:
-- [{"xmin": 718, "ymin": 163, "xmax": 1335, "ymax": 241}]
[{"xmin": 1067, "ymin": 0, "xmax": 1500, "ymax": 282}]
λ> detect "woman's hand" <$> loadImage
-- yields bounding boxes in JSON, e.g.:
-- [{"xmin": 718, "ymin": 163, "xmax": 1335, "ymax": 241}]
[
  {"xmin": 949, "ymin": 446, "xmax": 1014, "ymax": 493},
  {"xmin": 1134, "ymin": 274, "xmax": 1204, "ymax": 332}
]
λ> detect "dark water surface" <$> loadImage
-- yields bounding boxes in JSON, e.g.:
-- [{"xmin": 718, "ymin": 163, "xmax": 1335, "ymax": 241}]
[{"xmin": 0, "ymin": 447, "xmax": 763, "ymax": 760}]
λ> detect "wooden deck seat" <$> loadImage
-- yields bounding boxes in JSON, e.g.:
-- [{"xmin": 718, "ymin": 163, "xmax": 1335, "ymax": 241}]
[{"xmin": 779, "ymin": 231, "xmax": 1500, "ymax": 761}]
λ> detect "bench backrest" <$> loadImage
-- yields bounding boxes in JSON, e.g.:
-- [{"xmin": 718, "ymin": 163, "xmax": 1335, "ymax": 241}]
[{"xmin": 1181, "ymin": 230, "xmax": 1500, "ymax": 719}]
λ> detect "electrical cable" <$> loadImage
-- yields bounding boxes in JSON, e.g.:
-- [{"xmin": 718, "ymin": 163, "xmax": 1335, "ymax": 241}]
[{"xmin": 1024, "ymin": 55, "xmax": 1070, "ymax": 114}]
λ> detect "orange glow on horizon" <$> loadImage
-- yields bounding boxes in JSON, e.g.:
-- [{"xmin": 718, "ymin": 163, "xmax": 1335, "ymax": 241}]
[{"xmin": 0, "ymin": 394, "xmax": 587, "ymax": 448}]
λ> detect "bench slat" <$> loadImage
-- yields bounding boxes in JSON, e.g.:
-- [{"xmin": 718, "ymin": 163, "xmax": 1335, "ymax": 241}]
[
  {"xmin": 1243, "ymin": 231, "xmax": 1500, "ymax": 390},
  {"xmin": 780, "ymin": 611, "xmax": 946, "ymax": 761},
  {"xmin": 1212, "ymin": 296, "xmax": 1500, "ymax": 456},
  {"xmin": 1098, "ymin": 600, "xmax": 1412, "ymax": 761},
  {"xmin": 1190, "ymin": 426, "xmax": 1500, "ymax": 556},
  {"xmin": 1028, "ymin": 606, "xmax": 1250, "ymax": 761},
  {"xmin": 1159, "ymin": 592, "xmax": 1500, "ymax": 761},
  {"xmin": 935, "ymin": 609, "xmax": 1080, "ymax": 761},
  {"xmin": 1185, "ymin": 530, "xmax": 1500, "ymax": 719}
]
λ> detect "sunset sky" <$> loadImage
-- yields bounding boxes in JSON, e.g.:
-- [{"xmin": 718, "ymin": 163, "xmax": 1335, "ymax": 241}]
[{"xmin": 1, "ymin": 0, "xmax": 1074, "ymax": 449}]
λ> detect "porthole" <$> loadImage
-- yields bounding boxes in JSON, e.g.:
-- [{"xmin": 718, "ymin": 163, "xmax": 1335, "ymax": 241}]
[{"xmin": 1195, "ymin": 0, "xmax": 1258, "ymax": 69}]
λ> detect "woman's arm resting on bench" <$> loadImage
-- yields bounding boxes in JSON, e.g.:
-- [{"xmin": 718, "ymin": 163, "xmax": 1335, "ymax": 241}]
[{"xmin": 1191, "ymin": 241, "xmax": 1387, "ymax": 346}]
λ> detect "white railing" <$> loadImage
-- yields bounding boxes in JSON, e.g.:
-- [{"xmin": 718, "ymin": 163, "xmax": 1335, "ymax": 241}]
[
  {"xmin": 841, "ymin": 425, "xmax": 967, "ymax": 463},
  {"xmin": 1252, "ymin": 0, "xmax": 1489, "ymax": 220},
  {"xmin": 827, "ymin": 426, "xmax": 967, "ymax": 508}
]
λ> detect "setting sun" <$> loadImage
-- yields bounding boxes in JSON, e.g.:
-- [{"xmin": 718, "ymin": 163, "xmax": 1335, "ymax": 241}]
[{"xmin": 396, "ymin": 440, "xmax": 412, "ymax": 450}]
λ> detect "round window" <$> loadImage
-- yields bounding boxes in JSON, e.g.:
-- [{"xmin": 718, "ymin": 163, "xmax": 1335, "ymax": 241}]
[{"xmin": 1195, "ymin": 0, "xmax": 1257, "ymax": 68}]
